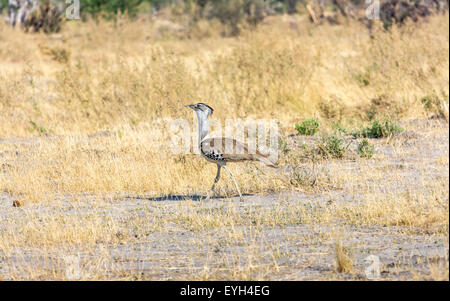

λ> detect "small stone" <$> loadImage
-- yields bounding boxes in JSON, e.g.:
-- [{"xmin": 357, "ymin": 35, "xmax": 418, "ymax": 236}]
[{"xmin": 12, "ymin": 200, "xmax": 25, "ymax": 207}]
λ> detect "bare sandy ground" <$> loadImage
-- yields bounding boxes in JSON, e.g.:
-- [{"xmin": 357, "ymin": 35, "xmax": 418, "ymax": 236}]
[{"xmin": 0, "ymin": 119, "xmax": 448, "ymax": 280}]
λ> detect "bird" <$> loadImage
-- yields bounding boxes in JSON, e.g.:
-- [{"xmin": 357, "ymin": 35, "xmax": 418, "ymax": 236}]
[{"xmin": 185, "ymin": 103, "xmax": 278, "ymax": 201}]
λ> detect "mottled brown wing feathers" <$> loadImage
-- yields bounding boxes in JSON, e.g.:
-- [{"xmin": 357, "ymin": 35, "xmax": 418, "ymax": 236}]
[{"xmin": 200, "ymin": 138, "xmax": 278, "ymax": 168}]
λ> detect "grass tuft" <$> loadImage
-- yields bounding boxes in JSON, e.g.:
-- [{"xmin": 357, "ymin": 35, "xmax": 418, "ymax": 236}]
[
  {"xmin": 357, "ymin": 139, "xmax": 374, "ymax": 159},
  {"xmin": 335, "ymin": 242, "xmax": 354, "ymax": 274},
  {"xmin": 319, "ymin": 133, "xmax": 347, "ymax": 159}
]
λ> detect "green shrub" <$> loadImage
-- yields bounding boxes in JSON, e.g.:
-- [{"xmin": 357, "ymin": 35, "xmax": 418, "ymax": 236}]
[
  {"xmin": 0, "ymin": 0, "xmax": 7, "ymax": 11},
  {"xmin": 295, "ymin": 118, "xmax": 319, "ymax": 136},
  {"xmin": 352, "ymin": 118, "xmax": 403, "ymax": 138},
  {"xmin": 80, "ymin": 0, "xmax": 145, "ymax": 19},
  {"xmin": 319, "ymin": 133, "xmax": 346, "ymax": 158},
  {"xmin": 357, "ymin": 139, "xmax": 374, "ymax": 159}
]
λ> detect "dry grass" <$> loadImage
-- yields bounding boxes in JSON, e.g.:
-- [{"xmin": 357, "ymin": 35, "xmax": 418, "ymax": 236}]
[
  {"xmin": 0, "ymin": 13, "xmax": 448, "ymax": 280},
  {"xmin": 0, "ymin": 14, "xmax": 448, "ymax": 200},
  {"xmin": 334, "ymin": 241, "xmax": 354, "ymax": 274}
]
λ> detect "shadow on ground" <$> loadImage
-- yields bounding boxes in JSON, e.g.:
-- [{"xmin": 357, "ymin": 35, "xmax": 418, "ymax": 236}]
[{"xmin": 126, "ymin": 193, "xmax": 253, "ymax": 202}]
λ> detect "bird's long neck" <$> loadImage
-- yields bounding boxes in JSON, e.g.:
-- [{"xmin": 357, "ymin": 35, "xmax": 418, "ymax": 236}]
[{"xmin": 196, "ymin": 111, "xmax": 210, "ymax": 144}]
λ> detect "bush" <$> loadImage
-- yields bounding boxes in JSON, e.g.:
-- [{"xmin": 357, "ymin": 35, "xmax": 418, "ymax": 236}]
[
  {"xmin": 24, "ymin": 0, "xmax": 64, "ymax": 33},
  {"xmin": 352, "ymin": 118, "xmax": 403, "ymax": 139},
  {"xmin": 194, "ymin": 0, "xmax": 269, "ymax": 36},
  {"xmin": 80, "ymin": 0, "xmax": 145, "ymax": 19},
  {"xmin": 319, "ymin": 133, "xmax": 346, "ymax": 159},
  {"xmin": 379, "ymin": 0, "xmax": 434, "ymax": 30},
  {"xmin": 295, "ymin": 118, "xmax": 319, "ymax": 136},
  {"xmin": 421, "ymin": 94, "xmax": 449, "ymax": 121},
  {"xmin": 357, "ymin": 139, "xmax": 374, "ymax": 159}
]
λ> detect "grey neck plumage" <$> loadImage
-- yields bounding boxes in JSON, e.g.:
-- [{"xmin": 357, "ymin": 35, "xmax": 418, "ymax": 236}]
[{"xmin": 195, "ymin": 110, "xmax": 210, "ymax": 145}]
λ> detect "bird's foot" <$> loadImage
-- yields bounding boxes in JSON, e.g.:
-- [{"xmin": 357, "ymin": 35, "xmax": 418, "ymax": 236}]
[{"xmin": 205, "ymin": 189, "xmax": 218, "ymax": 200}]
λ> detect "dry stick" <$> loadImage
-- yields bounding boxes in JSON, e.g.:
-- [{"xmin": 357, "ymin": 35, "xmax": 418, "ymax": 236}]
[
  {"xmin": 386, "ymin": 133, "xmax": 396, "ymax": 145},
  {"xmin": 434, "ymin": 197, "xmax": 448, "ymax": 209},
  {"xmin": 311, "ymin": 151, "xmax": 317, "ymax": 186},
  {"xmin": 318, "ymin": 144, "xmax": 331, "ymax": 159},
  {"xmin": 344, "ymin": 140, "xmax": 353, "ymax": 152},
  {"xmin": 306, "ymin": 4, "xmax": 319, "ymax": 25}
]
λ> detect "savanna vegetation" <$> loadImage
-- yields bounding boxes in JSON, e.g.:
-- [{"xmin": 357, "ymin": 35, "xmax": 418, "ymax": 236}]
[{"xmin": 0, "ymin": 0, "xmax": 448, "ymax": 281}]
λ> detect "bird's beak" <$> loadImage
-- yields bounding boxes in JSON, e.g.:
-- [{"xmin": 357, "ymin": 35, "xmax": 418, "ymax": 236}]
[{"xmin": 185, "ymin": 104, "xmax": 194, "ymax": 109}]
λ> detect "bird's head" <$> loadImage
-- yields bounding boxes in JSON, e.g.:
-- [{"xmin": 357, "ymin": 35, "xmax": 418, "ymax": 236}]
[{"xmin": 185, "ymin": 103, "xmax": 214, "ymax": 117}]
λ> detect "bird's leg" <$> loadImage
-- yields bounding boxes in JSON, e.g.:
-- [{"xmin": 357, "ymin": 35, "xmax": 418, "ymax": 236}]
[
  {"xmin": 210, "ymin": 164, "xmax": 221, "ymax": 192},
  {"xmin": 206, "ymin": 165, "xmax": 221, "ymax": 200},
  {"xmin": 223, "ymin": 166, "xmax": 243, "ymax": 202}
]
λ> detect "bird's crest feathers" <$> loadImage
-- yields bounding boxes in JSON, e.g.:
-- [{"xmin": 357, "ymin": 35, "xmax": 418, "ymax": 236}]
[{"xmin": 186, "ymin": 103, "xmax": 214, "ymax": 116}]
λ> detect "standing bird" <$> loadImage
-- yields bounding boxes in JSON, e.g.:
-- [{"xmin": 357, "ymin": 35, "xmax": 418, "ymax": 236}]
[{"xmin": 185, "ymin": 103, "xmax": 277, "ymax": 201}]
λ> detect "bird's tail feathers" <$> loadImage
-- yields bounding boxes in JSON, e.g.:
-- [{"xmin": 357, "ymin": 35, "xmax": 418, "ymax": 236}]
[{"xmin": 256, "ymin": 152, "xmax": 278, "ymax": 168}]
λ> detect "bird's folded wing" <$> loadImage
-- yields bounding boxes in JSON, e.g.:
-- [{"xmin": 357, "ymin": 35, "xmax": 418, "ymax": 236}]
[{"xmin": 201, "ymin": 137, "xmax": 268, "ymax": 162}]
